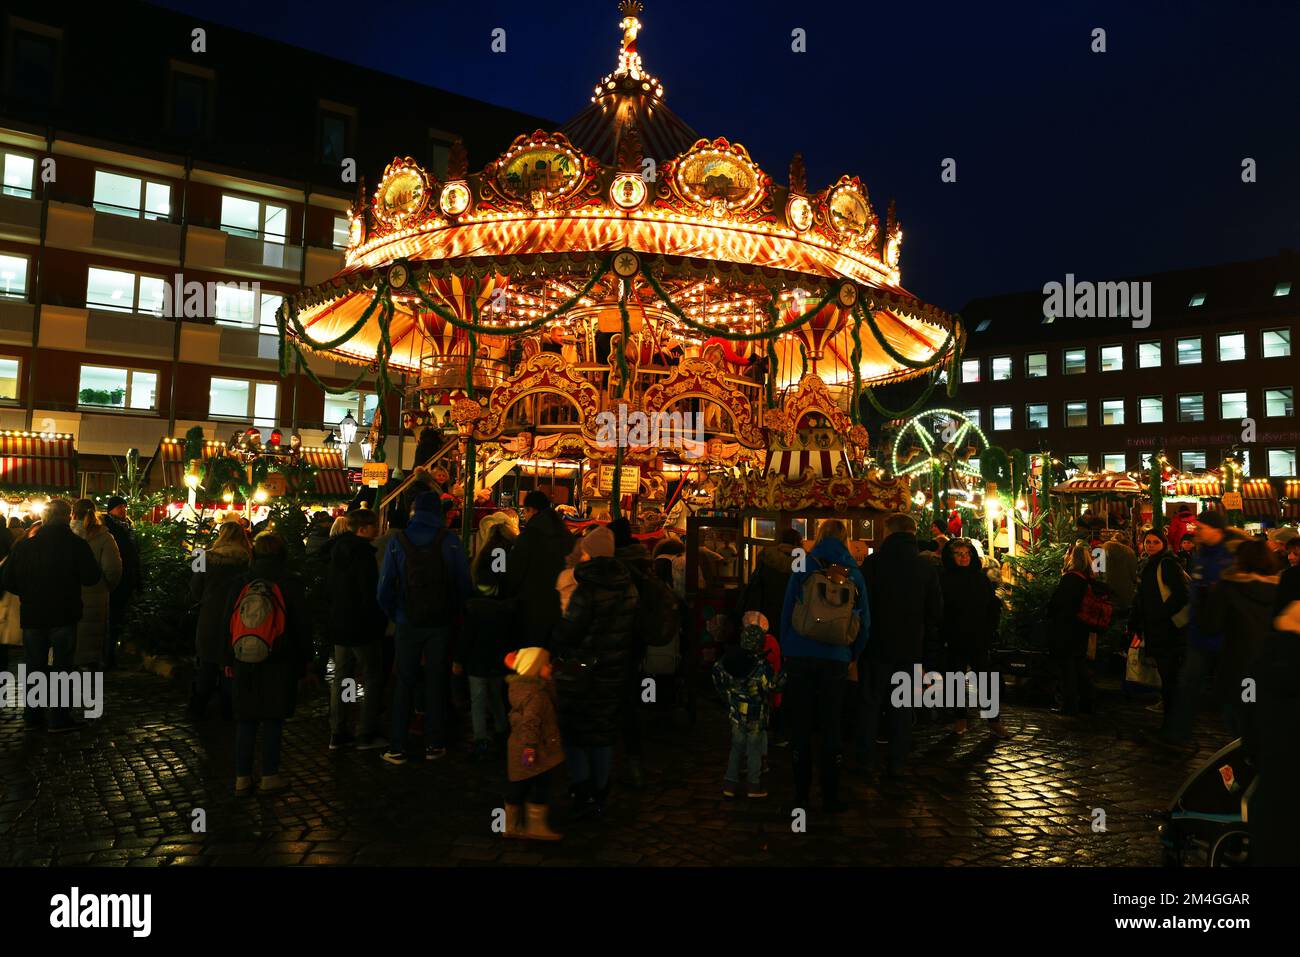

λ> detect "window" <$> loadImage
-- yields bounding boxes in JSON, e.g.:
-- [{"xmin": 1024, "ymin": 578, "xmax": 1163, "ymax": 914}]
[
  {"xmin": 1262, "ymin": 328, "xmax": 1291, "ymax": 358},
  {"xmin": 1181, "ymin": 451, "xmax": 1207, "ymax": 471},
  {"xmin": 1176, "ymin": 337, "xmax": 1202, "ymax": 364},
  {"xmin": 1178, "ymin": 393, "xmax": 1205, "ymax": 422},
  {"xmin": 992, "ymin": 406, "xmax": 1012, "ymax": 431},
  {"xmin": 1218, "ymin": 333, "xmax": 1246, "ymax": 362},
  {"xmin": 332, "ymin": 216, "xmax": 349, "ymax": 250},
  {"xmin": 1101, "ymin": 399, "xmax": 1125, "ymax": 425},
  {"xmin": 1139, "ymin": 396, "xmax": 1164, "ymax": 423},
  {"xmin": 1274, "ymin": 282, "xmax": 1292, "ymax": 297},
  {"xmin": 85, "ymin": 267, "xmax": 165, "ymax": 314},
  {"xmin": 258, "ymin": 293, "xmax": 283, "ymax": 333},
  {"xmin": 318, "ymin": 105, "xmax": 353, "ymax": 166},
  {"xmin": 1268, "ymin": 449, "xmax": 1297, "ymax": 477},
  {"xmin": 1025, "ymin": 352, "xmax": 1046, "ymax": 378},
  {"xmin": 1063, "ymin": 348, "xmax": 1086, "ymax": 375},
  {"xmin": 961, "ymin": 359, "xmax": 980, "ymax": 383},
  {"xmin": 323, "ymin": 390, "xmax": 379, "ymax": 430},
  {"xmin": 975, "ymin": 319, "xmax": 991, "ymax": 332},
  {"xmin": 429, "ymin": 131, "xmax": 458, "ymax": 179},
  {"xmin": 209, "ymin": 377, "xmax": 278, "ymax": 427},
  {"xmin": 78, "ymin": 365, "xmax": 157, "ymax": 411},
  {"xmin": 991, "ymin": 356, "xmax": 1012, "ymax": 381},
  {"xmin": 212, "ymin": 286, "xmax": 283, "ymax": 331},
  {"xmin": 1103, "ymin": 454, "xmax": 1126, "ymax": 472},
  {"xmin": 0, "ymin": 356, "xmax": 19, "ymax": 401},
  {"xmin": 92, "ymin": 170, "xmax": 171, "ymax": 220},
  {"xmin": 1265, "ymin": 387, "xmax": 1294, "ymax": 418},
  {"xmin": 1065, "ymin": 401, "xmax": 1087, "ymax": 427},
  {"xmin": 1099, "ymin": 345, "xmax": 1124, "ymax": 371},
  {"xmin": 1067, "ymin": 453, "xmax": 1090, "ymax": 471},
  {"xmin": 1188, "ymin": 293, "xmax": 1206, "ymax": 307},
  {"xmin": 168, "ymin": 65, "xmax": 212, "ymax": 137},
  {"xmin": 0, "ymin": 253, "xmax": 29, "ymax": 298},
  {"xmin": 1138, "ymin": 341, "xmax": 1162, "ymax": 368},
  {"xmin": 221, "ymin": 195, "xmax": 288, "ymax": 244},
  {"xmin": 1026, "ymin": 403, "xmax": 1048, "ymax": 429},
  {"xmin": 1140, "ymin": 452, "xmax": 1153, "ymax": 470},
  {"xmin": 7, "ymin": 25, "xmax": 60, "ymax": 104},
  {"xmin": 1, "ymin": 152, "xmax": 34, "ymax": 198},
  {"xmin": 1220, "ymin": 391, "xmax": 1248, "ymax": 420},
  {"xmin": 961, "ymin": 408, "xmax": 981, "ymax": 428}
]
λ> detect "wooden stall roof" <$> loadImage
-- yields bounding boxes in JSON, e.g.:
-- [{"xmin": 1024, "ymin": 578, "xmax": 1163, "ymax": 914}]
[{"xmin": 0, "ymin": 431, "xmax": 77, "ymax": 492}]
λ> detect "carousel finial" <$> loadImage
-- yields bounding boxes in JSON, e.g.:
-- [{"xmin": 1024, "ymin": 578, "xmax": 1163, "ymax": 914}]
[
  {"xmin": 788, "ymin": 152, "xmax": 807, "ymax": 194},
  {"xmin": 617, "ymin": 123, "xmax": 643, "ymax": 171}
]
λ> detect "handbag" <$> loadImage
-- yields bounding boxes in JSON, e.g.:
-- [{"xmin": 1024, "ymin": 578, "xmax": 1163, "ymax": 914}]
[
  {"xmin": 1156, "ymin": 561, "xmax": 1190, "ymax": 629},
  {"xmin": 1124, "ymin": 634, "xmax": 1162, "ymax": 690}
]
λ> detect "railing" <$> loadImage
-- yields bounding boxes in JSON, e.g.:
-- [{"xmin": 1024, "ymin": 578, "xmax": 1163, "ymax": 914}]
[{"xmin": 377, "ymin": 434, "xmax": 462, "ymax": 523}]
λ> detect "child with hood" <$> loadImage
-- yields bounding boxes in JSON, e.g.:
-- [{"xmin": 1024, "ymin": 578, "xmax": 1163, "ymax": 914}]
[
  {"xmin": 503, "ymin": 647, "xmax": 564, "ymax": 841},
  {"xmin": 461, "ymin": 509, "xmax": 521, "ymax": 760},
  {"xmin": 712, "ymin": 614, "xmax": 786, "ymax": 798}
]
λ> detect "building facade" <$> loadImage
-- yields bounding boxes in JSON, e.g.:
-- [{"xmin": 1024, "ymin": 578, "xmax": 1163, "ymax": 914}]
[
  {"xmin": 953, "ymin": 252, "xmax": 1300, "ymax": 480},
  {"xmin": 0, "ymin": 1, "xmax": 551, "ymax": 493}
]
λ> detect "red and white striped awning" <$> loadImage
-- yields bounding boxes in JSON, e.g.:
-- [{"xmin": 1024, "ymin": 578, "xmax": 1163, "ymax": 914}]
[
  {"xmin": 150, "ymin": 437, "xmax": 231, "ymax": 490},
  {"xmin": 1052, "ymin": 471, "xmax": 1142, "ymax": 495},
  {"xmin": 1175, "ymin": 478, "xmax": 1222, "ymax": 496},
  {"xmin": 765, "ymin": 449, "xmax": 848, "ymax": 481},
  {"xmin": 0, "ymin": 432, "xmax": 76, "ymax": 491},
  {"xmin": 300, "ymin": 448, "xmax": 350, "ymax": 498}
]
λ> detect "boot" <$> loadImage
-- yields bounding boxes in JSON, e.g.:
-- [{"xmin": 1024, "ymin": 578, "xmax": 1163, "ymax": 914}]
[
  {"xmin": 259, "ymin": 773, "xmax": 287, "ymax": 792},
  {"xmin": 988, "ymin": 719, "xmax": 1011, "ymax": 739},
  {"xmin": 234, "ymin": 775, "xmax": 253, "ymax": 796},
  {"xmin": 502, "ymin": 803, "xmax": 523, "ymax": 837},
  {"xmin": 523, "ymin": 803, "xmax": 563, "ymax": 841}
]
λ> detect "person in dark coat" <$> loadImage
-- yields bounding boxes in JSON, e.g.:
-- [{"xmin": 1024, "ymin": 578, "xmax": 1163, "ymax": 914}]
[
  {"xmin": 462, "ymin": 510, "xmax": 520, "ymax": 760},
  {"xmin": 303, "ymin": 512, "xmax": 333, "ymax": 558},
  {"xmin": 1131, "ymin": 528, "xmax": 1189, "ymax": 734},
  {"xmin": 939, "ymin": 537, "xmax": 1008, "ymax": 737},
  {"xmin": 1241, "ymin": 572, "xmax": 1300, "ymax": 865},
  {"xmin": 188, "ymin": 520, "xmax": 251, "ymax": 720},
  {"xmin": 858, "ymin": 513, "xmax": 940, "ymax": 778},
  {"xmin": 222, "ymin": 531, "xmax": 311, "ymax": 794},
  {"xmin": 102, "ymin": 495, "xmax": 141, "ymax": 670},
  {"xmin": 551, "ymin": 526, "xmax": 638, "ymax": 818},
  {"xmin": 782, "ymin": 519, "xmax": 869, "ymax": 811},
  {"xmin": 1046, "ymin": 542, "xmax": 1098, "ymax": 715},
  {"xmin": 1200, "ymin": 540, "xmax": 1280, "ymax": 736},
  {"xmin": 502, "ymin": 490, "xmax": 574, "ymax": 648},
  {"xmin": 742, "ymin": 528, "xmax": 802, "ymax": 645},
  {"xmin": 323, "ymin": 509, "xmax": 388, "ymax": 751},
  {"xmin": 1, "ymin": 499, "xmax": 101, "ymax": 731}
]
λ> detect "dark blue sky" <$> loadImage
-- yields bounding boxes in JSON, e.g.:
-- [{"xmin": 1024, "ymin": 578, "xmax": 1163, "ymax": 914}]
[{"xmin": 156, "ymin": 0, "xmax": 1299, "ymax": 313}]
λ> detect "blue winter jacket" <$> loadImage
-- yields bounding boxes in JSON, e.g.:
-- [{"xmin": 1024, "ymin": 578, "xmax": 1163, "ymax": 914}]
[
  {"xmin": 1187, "ymin": 538, "xmax": 1235, "ymax": 652},
  {"xmin": 779, "ymin": 537, "xmax": 870, "ymax": 662},
  {"xmin": 377, "ymin": 509, "xmax": 473, "ymax": 626}
]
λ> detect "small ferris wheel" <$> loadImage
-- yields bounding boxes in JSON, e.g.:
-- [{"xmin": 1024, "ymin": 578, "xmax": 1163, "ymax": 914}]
[{"xmin": 890, "ymin": 408, "xmax": 989, "ymax": 498}]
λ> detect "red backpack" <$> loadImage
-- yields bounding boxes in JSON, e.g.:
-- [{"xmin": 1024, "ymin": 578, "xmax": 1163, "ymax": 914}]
[
  {"xmin": 229, "ymin": 579, "xmax": 286, "ymax": 663},
  {"xmin": 1071, "ymin": 572, "xmax": 1113, "ymax": 630}
]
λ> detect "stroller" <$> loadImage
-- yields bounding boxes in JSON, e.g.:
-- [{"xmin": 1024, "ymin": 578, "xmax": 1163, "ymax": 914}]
[{"xmin": 1159, "ymin": 738, "xmax": 1256, "ymax": 867}]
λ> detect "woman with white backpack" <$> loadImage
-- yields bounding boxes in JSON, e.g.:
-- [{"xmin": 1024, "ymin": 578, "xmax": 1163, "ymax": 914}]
[{"xmin": 1132, "ymin": 528, "xmax": 1190, "ymax": 737}]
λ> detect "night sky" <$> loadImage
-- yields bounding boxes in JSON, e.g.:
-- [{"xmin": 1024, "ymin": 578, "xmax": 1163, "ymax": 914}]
[{"xmin": 154, "ymin": 0, "xmax": 1300, "ymax": 314}]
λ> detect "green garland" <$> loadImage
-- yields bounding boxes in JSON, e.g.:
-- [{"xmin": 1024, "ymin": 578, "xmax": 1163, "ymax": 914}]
[
  {"xmin": 856, "ymin": 300, "xmax": 955, "ymax": 370},
  {"xmin": 642, "ymin": 267, "xmax": 839, "ymax": 342},
  {"xmin": 860, "ymin": 372, "xmax": 942, "ymax": 420},
  {"xmin": 848, "ymin": 312, "xmax": 864, "ymax": 424},
  {"xmin": 799, "ymin": 342, "xmax": 809, "ymax": 382},
  {"xmin": 281, "ymin": 279, "xmax": 390, "ymax": 352}
]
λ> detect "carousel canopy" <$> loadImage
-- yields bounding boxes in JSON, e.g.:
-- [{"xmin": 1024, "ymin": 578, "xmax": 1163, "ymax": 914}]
[{"xmin": 1052, "ymin": 472, "xmax": 1142, "ymax": 495}]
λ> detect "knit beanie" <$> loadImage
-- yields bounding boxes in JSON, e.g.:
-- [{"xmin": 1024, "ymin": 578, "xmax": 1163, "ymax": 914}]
[
  {"xmin": 581, "ymin": 526, "xmax": 616, "ymax": 559},
  {"xmin": 506, "ymin": 647, "xmax": 550, "ymax": 677}
]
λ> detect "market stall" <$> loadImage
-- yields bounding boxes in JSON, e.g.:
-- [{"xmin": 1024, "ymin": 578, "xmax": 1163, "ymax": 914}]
[{"xmin": 0, "ymin": 430, "xmax": 78, "ymax": 521}]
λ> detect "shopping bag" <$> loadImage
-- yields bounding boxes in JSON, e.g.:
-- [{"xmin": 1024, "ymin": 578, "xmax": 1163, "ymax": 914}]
[{"xmin": 1124, "ymin": 635, "xmax": 1162, "ymax": 691}]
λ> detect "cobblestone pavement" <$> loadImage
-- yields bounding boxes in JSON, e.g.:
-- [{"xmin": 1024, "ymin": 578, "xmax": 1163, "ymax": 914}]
[{"xmin": 0, "ymin": 655, "xmax": 1233, "ymax": 867}]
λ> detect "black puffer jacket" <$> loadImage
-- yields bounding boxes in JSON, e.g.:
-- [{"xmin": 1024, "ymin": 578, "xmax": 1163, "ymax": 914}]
[
  {"xmin": 188, "ymin": 543, "xmax": 251, "ymax": 663},
  {"xmin": 742, "ymin": 543, "xmax": 797, "ymax": 639},
  {"xmin": 938, "ymin": 540, "xmax": 1000, "ymax": 660},
  {"xmin": 551, "ymin": 557, "xmax": 638, "ymax": 747},
  {"xmin": 322, "ymin": 532, "xmax": 385, "ymax": 647},
  {"xmin": 222, "ymin": 556, "xmax": 311, "ymax": 721},
  {"xmin": 1202, "ymin": 572, "xmax": 1279, "ymax": 706},
  {"xmin": 1132, "ymin": 551, "xmax": 1189, "ymax": 659},
  {"xmin": 860, "ymin": 531, "xmax": 942, "ymax": 663},
  {"xmin": 503, "ymin": 508, "xmax": 574, "ymax": 647},
  {"xmin": 1046, "ymin": 572, "xmax": 1093, "ymax": 656}
]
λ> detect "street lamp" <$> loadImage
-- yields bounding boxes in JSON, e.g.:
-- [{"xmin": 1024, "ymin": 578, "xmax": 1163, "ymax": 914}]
[
  {"xmin": 323, "ymin": 430, "xmax": 339, "ymax": 451},
  {"xmin": 359, "ymin": 438, "xmax": 373, "ymax": 462},
  {"xmin": 339, "ymin": 412, "xmax": 359, "ymax": 466}
]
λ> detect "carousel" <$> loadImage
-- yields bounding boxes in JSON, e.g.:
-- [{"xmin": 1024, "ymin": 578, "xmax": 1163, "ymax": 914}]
[{"xmin": 280, "ymin": 1, "xmax": 962, "ymax": 568}]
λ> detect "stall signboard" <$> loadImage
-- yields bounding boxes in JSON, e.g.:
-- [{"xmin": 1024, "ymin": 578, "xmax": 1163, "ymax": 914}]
[
  {"xmin": 362, "ymin": 462, "xmax": 390, "ymax": 488},
  {"xmin": 1222, "ymin": 491, "xmax": 1243, "ymax": 511},
  {"xmin": 264, "ymin": 473, "xmax": 288, "ymax": 498},
  {"xmin": 598, "ymin": 464, "xmax": 640, "ymax": 494}
]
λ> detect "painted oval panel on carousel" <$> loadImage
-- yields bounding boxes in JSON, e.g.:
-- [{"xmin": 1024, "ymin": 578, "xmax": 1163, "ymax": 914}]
[
  {"xmin": 827, "ymin": 182, "xmax": 873, "ymax": 243},
  {"xmin": 496, "ymin": 145, "xmax": 583, "ymax": 202},
  {"xmin": 374, "ymin": 159, "xmax": 431, "ymax": 228},
  {"xmin": 673, "ymin": 141, "xmax": 763, "ymax": 216}
]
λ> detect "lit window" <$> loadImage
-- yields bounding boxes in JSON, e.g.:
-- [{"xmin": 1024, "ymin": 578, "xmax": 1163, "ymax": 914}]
[
  {"xmin": 324, "ymin": 390, "xmax": 379, "ymax": 430},
  {"xmin": 0, "ymin": 253, "xmax": 29, "ymax": 298},
  {"xmin": 92, "ymin": 170, "xmax": 171, "ymax": 220},
  {"xmin": 1139, "ymin": 396, "xmax": 1164, "ymax": 423},
  {"xmin": 1265, "ymin": 388, "xmax": 1293, "ymax": 418},
  {"xmin": 1176, "ymin": 337, "xmax": 1202, "ymax": 364},
  {"xmin": 1, "ymin": 153, "xmax": 35, "ymax": 198},
  {"xmin": 961, "ymin": 408, "xmax": 981, "ymax": 428},
  {"xmin": 1101, "ymin": 399, "xmax": 1124, "ymax": 425},
  {"xmin": 0, "ymin": 356, "xmax": 19, "ymax": 401},
  {"xmin": 1138, "ymin": 341, "xmax": 1161, "ymax": 368},
  {"xmin": 221, "ymin": 195, "xmax": 288, "ymax": 244},
  {"xmin": 1274, "ymin": 282, "xmax": 1292, "ymax": 297},
  {"xmin": 1220, "ymin": 391, "xmax": 1248, "ymax": 420},
  {"xmin": 961, "ymin": 359, "xmax": 980, "ymax": 383},
  {"xmin": 86, "ymin": 267, "xmax": 164, "ymax": 314},
  {"xmin": 1218, "ymin": 333, "xmax": 1245, "ymax": 362},
  {"xmin": 1181, "ymin": 451, "xmax": 1206, "ymax": 471},
  {"xmin": 1178, "ymin": 393, "xmax": 1205, "ymax": 422},
  {"xmin": 1025, "ymin": 353, "xmax": 1046, "ymax": 378},
  {"xmin": 1262, "ymin": 328, "xmax": 1291, "ymax": 358},
  {"xmin": 78, "ymin": 365, "xmax": 156, "ymax": 410},
  {"xmin": 1026, "ymin": 403, "xmax": 1048, "ymax": 429},
  {"xmin": 1103, "ymin": 454, "xmax": 1126, "ymax": 472},
  {"xmin": 1065, "ymin": 401, "xmax": 1087, "ymax": 427},
  {"xmin": 1140, "ymin": 452, "xmax": 1153, "ymax": 470},
  {"xmin": 1099, "ymin": 345, "xmax": 1124, "ymax": 371},
  {"xmin": 258, "ymin": 293, "xmax": 283, "ymax": 333},
  {"xmin": 1067, "ymin": 454, "xmax": 1090, "ymax": 470},
  {"xmin": 332, "ymin": 216, "xmax": 349, "ymax": 250},
  {"xmin": 991, "ymin": 357, "xmax": 1011, "ymax": 381},
  {"xmin": 992, "ymin": 406, "xmax": 1012, "ymax": 430},
  {"xmin": 1267, "ymin": 449, "xmax": 1297, "ymax": 476},
  {"xmin": 1188, "ymin": 293, "xmax": 1206, "ymax": 307},
  {"xmin": 1063, "ymin": 349, "xmax": 1086, "ymax": 375},
  {"xmin": 210, "ymin": 377, "xmax": 279, "ymax": 428}
]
